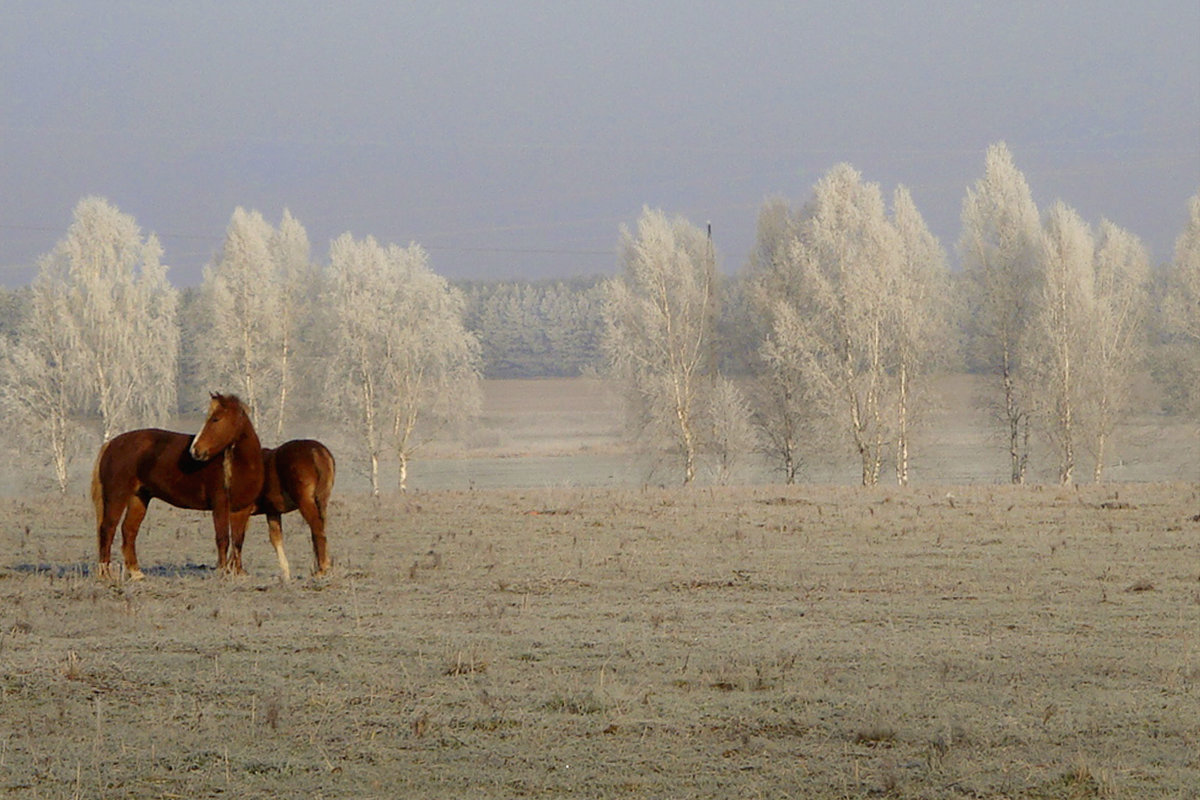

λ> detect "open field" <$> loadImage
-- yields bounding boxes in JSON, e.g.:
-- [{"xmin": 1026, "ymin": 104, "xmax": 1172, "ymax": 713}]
[
  {"xmin": 319, "ymin": 375, "xmax": 1200, "ymax": 493},
  {"xmin": 2, "ymin": 482, "xmax": 1199, "ymax": 798}
]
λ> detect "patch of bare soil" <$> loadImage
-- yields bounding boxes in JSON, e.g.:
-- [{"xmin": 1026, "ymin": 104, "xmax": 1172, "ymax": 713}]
[{"xmin": 1, "ymin": 483, "xmax": 1198, "ymax": 798}]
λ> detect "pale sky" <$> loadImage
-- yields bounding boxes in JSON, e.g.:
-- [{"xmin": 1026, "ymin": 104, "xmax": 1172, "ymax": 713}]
[{"xmin": 2, "ymin": 1, "xmax": 1197, "ymax": 286}]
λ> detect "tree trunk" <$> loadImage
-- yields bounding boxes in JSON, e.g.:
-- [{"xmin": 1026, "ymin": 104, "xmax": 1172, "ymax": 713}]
[
  {"xmin": 1059, "ymin": 333, "xmax": 1074, "ymax": 486},
  {"xmin": 1003, "ymin": 355, "xmax": 1024, "ymax": 485},
  {"xmin": 896, "ymin": 361, "xmax": 909, "ymax": 487},
  {"xmin": 1093, "ymin": 431, "xmax": 1107, "ymax": 483},
  {"xmin": 276, "ymin": 332, "xmax": 289, "ymax": 441},
  {"xmin": 674, "ymin": 381, "xmax": 696, "ymax": 485}
]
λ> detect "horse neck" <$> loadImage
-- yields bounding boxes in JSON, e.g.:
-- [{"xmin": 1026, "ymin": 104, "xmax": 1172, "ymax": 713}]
[
  {"xmin": 223, "ymin": 410, "xmax": 265, "ymax": 504},
  {"xmin": 229, "ymin": 412, "xmax": 262, "ymax": 463}
]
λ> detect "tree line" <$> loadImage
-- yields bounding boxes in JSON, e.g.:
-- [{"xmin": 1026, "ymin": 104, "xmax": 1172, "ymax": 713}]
[
  {"xmin": 0, "ymin": 201, "xmax": 479, "ymax": 495},
  {"xmin": 1, "ymin": 142, "xmax": 1197, "ymax": 491},
  {"xmin": 605, "ymin": 144, "xmax": 1199, "ymax": 487}
]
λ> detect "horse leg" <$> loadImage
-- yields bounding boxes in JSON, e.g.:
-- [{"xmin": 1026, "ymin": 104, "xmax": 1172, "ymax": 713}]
[
  {"xmin": 297, "ymin": 495, "xmax": 330, "ymax": 576},
  {"xmin": 227, "ymin": 506, "xmax": 251, "ymax": 576},
  {"xmin": 267, "ymin": 513, "xmax": 291, "ymax": 582},
  {"xmin": 96, "ymin": 494, "xmax": 127, "ymax": 581},
  {"xmin": 119, "ymin": 494, "xmax": 149, "ymax": 581},
  {"xmin": 212, "ymin": 500, "xmax": 231, "ymax": 573}
]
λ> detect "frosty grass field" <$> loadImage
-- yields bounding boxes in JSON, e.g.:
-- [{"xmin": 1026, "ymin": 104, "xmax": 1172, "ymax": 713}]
[{"xmin": 1, "ymin": 377, "xmax": 1198, "ymax": 798}]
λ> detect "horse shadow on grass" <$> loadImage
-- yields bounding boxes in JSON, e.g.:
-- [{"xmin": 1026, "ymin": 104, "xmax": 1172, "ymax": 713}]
[{"xmin": 6, "ymin": 562, "xmax": 216, "ymax": 579}]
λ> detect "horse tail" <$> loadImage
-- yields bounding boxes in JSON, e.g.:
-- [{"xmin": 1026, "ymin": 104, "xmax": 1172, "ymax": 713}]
[
  {"xmin": 314, "ymin": 444, "xmax": 336, "ymax": 524},
  {"xmin": 91, "ymin": 440, "xmax": 110, "ymax": 526}
]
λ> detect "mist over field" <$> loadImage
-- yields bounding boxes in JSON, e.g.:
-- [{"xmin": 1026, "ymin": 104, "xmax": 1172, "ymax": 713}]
[{"xmin": 2, "ymin": 375, "xmax": 1194, "ymax": 499}]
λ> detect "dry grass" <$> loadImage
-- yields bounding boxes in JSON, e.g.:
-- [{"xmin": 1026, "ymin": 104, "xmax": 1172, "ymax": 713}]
[{"xmin": 1, "ymin": 482, "xmax": 1198, "ymax": 798}]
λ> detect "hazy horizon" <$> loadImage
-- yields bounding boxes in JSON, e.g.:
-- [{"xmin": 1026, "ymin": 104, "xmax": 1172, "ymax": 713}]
[{"xmin": 2, "ymin": 1, "xmax": 1197, "ymax": 287}]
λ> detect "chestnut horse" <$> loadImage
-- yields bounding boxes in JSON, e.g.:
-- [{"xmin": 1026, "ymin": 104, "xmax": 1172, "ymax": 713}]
[
  {"xmin": 91, "ymin": 393, "xmax": 264, "ymax": 580},
  {"xmin": 235, "ymin": 439, "xmax": 335, "ymax": 581}
]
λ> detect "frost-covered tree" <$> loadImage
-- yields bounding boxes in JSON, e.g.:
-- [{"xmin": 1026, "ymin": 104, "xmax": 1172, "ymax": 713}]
[
  {"xmin": 1031, "ymin": 202, "xmax": 1095, "ymax": 485},
  {"xmin": 323, "ymin": 233, "xmax": 480, "ymax": 494},
  {"xmin": 1, "ymin": 198, "xmax": 176, "ymax": 487},
  {"xmin": 1026, "ymin": 207, "xmax": 1149, "ymax": 485},
  {"xmin": 196, "ymin": 207, "xmax": 317, "ymax": 438},
  {"xmin": 463, "ymin": 279, "xmax": 605, "ymax": 377},
  {"xmin": 0, "ymin": 288, "xmax": 26, "ymax": 344},
  {"xmin": 0, "ymin": 280, "xmax": 84, "ymax": 491},
  {"xmin": 386, "ymin": 257, "xmax": 481, "ymax": 491},
  {"xmin": 269, "ymin": 209, "xmax": 317, "ymax": 437},
  {"xmin": 602, "ymin": 208, "xmax": 717, "ymax": 484},
  {"xmin": 754, "ymin": 330, "xmax": 813, "ymax": 484},
  {"xmin": 774, "ymin": 164, "xmax": 901, "ymax": 486},
  {"xmin": 706, "ymin": 376, "xmax": 758, "ymax": 484},
  {"xmin": 890, "ymin": 186, "xmax": 949, "ymax": 486},
  {"xmin": 746, "ymin": 174, "xmax": 946, "ymax": 487},
  {"xmin": 1165, "ymin": 194, "xmax": 1200, "ymax": 342},
  {"xmin": 1086, "ymin": 220, "xmax": 1149, "ymax": 481},
  {"xmin": 36, "ymin": 197, "xmax": 178, "ymax": 442},
  {"xmin": 744, "ymin": 197, "xmax": 811, "ymax": 483},
  {"xmin": 1160, "ymin": 192, "xmax": 1200, "ymax": 413},
  {"xmin": 959, "ymin": 143, "xmax": 1043, "ymax": 483},
  {"xmin": 197, "ymin": 207, "xmax": 282, "ymax": 431}
]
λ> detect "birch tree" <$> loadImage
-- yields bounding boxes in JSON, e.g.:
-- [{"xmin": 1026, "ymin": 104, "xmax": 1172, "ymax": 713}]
[
  {"xmin": 1086, "ymin": 220, "xmax": 1149, "ymax": 480},
  {"xmin": 323, "ymin": 233, "xmax": 480, "ymax": 494},
  {"xmin": 959, "ymin": 143, "xmax": 1043, "ymax": 483},
  {"xmin": 0, "ymin": 279, "xmax": 84, "ymax": 491},
  {"xmin": 269, "ymin": 209, "xmax": 316, "ymax": 437},
  {"xmin": 197, "ymin": 207, "xmax": 282, "ymax": 430},
  {"xmin": 1161, "ymin": 192, "xmax": 1200, "ymax": 413},
  {"xmin": 385, "ymin": 254, "xmax": 481, "ymax": 491},
  {"xmin": 602, "ymin": 208, "xmax": 717, "ymax": 484},
  {"xmin": 706, "ymin": 376, "xmax": 758, "ymax": 484},
  {"xmin": 890, "ymin": 186, "xmax": 949, "ymax": 485},
  {"xmin": 1031, "ymin": 202, "xmax": 1095, "ymax": 485},
  {"xmin": 754, "ymin": 326, "xmax": 814, "ymax": 484},
  {"xmin": 37, "ymin": 197, "xmax": 178, "ymax": 441},
  {"xmin": 745, "ymin": 197, "xmax": 812, "ymax": 483},
  {"xmin": 777, "ymin": 164, "xmax": 900, "ymax": 486},
  {"xmin": 323, "ymin": 234, "xmax": 387, "ymax": 492},
  {"xmin": 1165, "ymin": 193, "xmax": 1200, "ymax": 342}
]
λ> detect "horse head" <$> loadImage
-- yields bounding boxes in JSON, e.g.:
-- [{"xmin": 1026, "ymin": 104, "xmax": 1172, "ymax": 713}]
[{"xmin": 190, "ymin": 393, "xmax": 249, "ymax": 461}]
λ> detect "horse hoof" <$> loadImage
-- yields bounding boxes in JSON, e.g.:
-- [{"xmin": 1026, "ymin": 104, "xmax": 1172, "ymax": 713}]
[{"xmin": 127, "ymin": 569, "xmax": 145, "ymax": 582}]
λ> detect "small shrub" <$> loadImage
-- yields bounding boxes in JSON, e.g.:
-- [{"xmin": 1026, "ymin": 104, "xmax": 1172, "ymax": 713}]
[
  {"xmin": 855, "ymin": 724, "xmax": 897, "ymax": 746},
  {"xmin": 541, "ymin": 691, "xmax": 607, "ymax": 715}
]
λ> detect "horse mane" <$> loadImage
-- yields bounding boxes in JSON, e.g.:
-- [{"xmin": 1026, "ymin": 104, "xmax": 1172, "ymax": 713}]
[{"xmin": 210, "ymin": 392, "xmax": 245, "ymax": 409}]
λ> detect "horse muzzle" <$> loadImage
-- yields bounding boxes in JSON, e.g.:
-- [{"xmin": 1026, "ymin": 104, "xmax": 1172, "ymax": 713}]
[{"xmin": 189, "ymin": 439, "xmax": 210, "ymax": 461}]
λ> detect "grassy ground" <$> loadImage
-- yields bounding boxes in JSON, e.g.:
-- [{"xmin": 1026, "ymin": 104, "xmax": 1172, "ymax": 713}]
[{"xmin": 2, "ymin": 482, "xmax": 1198, "ymax": 798}]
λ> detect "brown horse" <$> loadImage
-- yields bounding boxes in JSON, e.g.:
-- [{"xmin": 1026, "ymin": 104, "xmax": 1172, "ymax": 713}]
[
  {"xmin": 235, "ymin": 439, "xmax": 335, "ymax": 581},
  {"xmin": 91, "ymin": 393, "xmax": 264, "ymax": 580}
]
